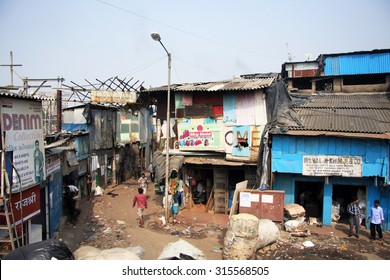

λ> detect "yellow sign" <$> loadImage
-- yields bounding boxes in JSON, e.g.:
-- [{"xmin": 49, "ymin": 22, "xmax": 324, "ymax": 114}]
[{"xmin": 91, "ymin": 90, "xmax": 137, "ymax": 103}]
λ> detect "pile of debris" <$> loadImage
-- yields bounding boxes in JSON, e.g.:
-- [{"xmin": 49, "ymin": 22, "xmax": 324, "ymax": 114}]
[
  {"xmin": 284, "ymin": 204, "xmax": 311, "ymax": 237},
  {"xmin": 73, "ymin": 239, "xmax": 205, "ymax": 260}
]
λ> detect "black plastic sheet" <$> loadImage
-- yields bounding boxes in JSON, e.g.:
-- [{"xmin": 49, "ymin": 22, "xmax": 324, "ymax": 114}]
[{"xmin": 2, "ymin": 239, "xmax": 74, "ymax": 260}]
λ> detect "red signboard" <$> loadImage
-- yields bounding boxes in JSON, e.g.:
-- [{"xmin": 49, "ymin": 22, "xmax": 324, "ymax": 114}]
[{"xmin": 10, "ymin": 184, "xmax": 41, "ymax": 226}]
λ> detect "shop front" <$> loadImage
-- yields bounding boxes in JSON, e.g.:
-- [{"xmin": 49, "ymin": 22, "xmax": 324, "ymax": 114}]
[
  {"xmin": 271, "ymin": 134, "xmax": 390, "ymax": 229},
  {"xmin": 183, "ymin": 157, "xmax": 256, "ymax": 214}
]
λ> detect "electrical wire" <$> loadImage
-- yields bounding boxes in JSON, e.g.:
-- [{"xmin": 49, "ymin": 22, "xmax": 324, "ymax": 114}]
[
  {"xmin": 96, "ymin": 0, "xmax": 281, "ymax": 59},
  {"xmin": 173, "ymin": 56, "xmax": 227, "ymax": 78}
]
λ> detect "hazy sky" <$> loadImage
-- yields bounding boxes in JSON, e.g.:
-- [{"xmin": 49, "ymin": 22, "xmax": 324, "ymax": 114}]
[{"xmin": 1, "ymin": 0, "xmax": 389, "ymax": 91}]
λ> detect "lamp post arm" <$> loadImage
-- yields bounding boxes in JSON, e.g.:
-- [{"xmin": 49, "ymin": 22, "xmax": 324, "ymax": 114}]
[{"xmin": 159, "ymin": 40, "xmax": 170, "ymax": 57}]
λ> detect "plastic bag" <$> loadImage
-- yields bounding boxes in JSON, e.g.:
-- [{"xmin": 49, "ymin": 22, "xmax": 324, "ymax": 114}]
[
  {"xmin": 3, "ymin": 239, "xmax": 74, "ymax": 260},
  {"xmin": 74, "ymin": 246, "xmax": 141, "ymax": 260},
  {"xmin": 158, "ymin": 239, "xmax": 206, "ymax": 260}
]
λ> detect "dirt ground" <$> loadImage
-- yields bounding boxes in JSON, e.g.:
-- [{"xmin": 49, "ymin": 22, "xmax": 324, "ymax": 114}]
[{"xmin": 58, "ymin": 176, "xmax": 390, "ymax": 260}]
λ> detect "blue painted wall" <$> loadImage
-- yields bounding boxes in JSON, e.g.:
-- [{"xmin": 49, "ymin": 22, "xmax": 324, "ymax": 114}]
[
  {"xmin": 272, "ymin": 135, "xmax": 389, "ymax": 182},
  {"xmin": 62, "ymin": 123, "xmax": 89, "ymax": 132},
  {"xmin": 49, "ymin": 170, "xmax": 63, "ymax": 237},
  {"xmin": 324, "ymin": 52, "xmax": 390, "ymax": 76},
  {"xmin": 271, "ymin": 135, "xmax": 390, "ymax": 229}
]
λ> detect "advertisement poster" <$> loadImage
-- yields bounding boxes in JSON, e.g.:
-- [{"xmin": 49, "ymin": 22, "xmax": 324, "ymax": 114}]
[
  {"xmin": 1, "ymin": 98, "xmax": 46, "ymax": 192},
  {"xmin": 232, "ymin": 125, "xmax": 251, "ymax": 157},
  {"xmin": 178, "ymin": 122, "xmax": 224, "ymax": 151}
]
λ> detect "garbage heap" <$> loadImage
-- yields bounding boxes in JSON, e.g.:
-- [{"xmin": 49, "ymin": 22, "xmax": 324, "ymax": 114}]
[{"xmin": 284, "ymin": 204, "xmax": 311, "ymax": 237}]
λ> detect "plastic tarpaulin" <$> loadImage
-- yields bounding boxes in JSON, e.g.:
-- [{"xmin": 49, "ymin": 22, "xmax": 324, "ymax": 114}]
[
  {"xmin": 3, "ymin": 239, "xmax": 74, "ymax": 260},
  {"xmin": 256, "ymin": 81, "xmax": 310, "ymax": 189},
  {"xmin": 153, "ymin": 151, "xmax": 184, "ymax": 183}
]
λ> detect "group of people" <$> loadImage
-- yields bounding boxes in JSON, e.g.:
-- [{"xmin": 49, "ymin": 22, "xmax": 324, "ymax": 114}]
[
  {"xmin": 133, "ymin": 170, "xmax": 387, "ymax": 239},
  {"xmin": 133, "ymin": 171, "xmax": 187, "ymax": 227},
  {"xmin": 347, "ymin": 198, "xmax": 385, "ymax": 241},
  {"xmin": 164, "ymin": 176, "xmax": 185, "ymax": 208}
]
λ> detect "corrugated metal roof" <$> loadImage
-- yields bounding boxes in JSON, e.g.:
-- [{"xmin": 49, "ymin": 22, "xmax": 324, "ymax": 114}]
[
  {"xmin": 289, "ymin": 93, "xmax": 390, "ymax": 134},
  {"xmin": 294, "ymin": 93, "xmax": 390, "ymax": 109},
  {"xmin": 324, "ymin": 52, "xmax": 390, "ymax": 76},
  {"xmin": 321, "ymin": 48, "xmax": 390, "ymax": 57},
  {"xmin": 0, "ymin": 91, "xmax": 52, "ymax": 101},
  {"xmin": 144, "ymin": 76, "xmax": 277, "ymax": 93}
]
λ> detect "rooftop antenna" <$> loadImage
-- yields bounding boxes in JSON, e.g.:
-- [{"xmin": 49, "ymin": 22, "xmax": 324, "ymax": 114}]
[
  {"xmin": 285, "ymin": 43, "xmax": 294, "ymax": 62},
  {"xmin": 0, "ymin": 51, "xmax": 22, "ymax": 87}
]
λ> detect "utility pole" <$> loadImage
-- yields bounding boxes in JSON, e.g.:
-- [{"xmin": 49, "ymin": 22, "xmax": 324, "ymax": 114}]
[{"xmin": 56, "ymin": 89, "xmax": 62, "ymax": 132}]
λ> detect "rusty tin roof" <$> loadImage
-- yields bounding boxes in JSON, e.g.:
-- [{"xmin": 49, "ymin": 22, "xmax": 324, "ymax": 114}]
[{"xmin": 289, "ymin": 92, "xmax": 390, "ymax": 135}]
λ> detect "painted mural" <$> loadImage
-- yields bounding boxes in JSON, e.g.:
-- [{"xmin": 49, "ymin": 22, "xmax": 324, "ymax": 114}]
[{"xmin": 232, "ymin": 125, "xmax": 251, "ymax": 157}]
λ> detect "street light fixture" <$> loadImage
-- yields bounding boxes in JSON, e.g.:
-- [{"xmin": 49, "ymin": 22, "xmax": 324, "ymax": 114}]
[{"xmin": 151, "ymin": 32, "xmax": 171, "ymax": 221}]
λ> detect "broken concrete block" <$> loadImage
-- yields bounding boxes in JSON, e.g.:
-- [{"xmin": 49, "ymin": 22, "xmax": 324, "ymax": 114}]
[{"xmin": 284, "ymin": 204, "xmax": 306, "ymax": 219}]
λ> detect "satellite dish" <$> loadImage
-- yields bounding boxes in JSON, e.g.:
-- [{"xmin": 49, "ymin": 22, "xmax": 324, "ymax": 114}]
[{"xmin": 306, "ymin": 53, "xmax": 312, "ymax": 61}]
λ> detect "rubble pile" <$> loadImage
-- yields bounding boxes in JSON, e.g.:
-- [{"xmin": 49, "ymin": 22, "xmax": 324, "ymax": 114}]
[{"xmin": 284, "ymin": 204, "xmax": 311, "ymax": 237}]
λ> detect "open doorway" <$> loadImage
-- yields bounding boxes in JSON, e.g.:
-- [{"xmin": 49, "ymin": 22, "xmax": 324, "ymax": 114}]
[
  {"xmin": 227, "ymin": 169, "xmax": 245, "ymax": 209},
  {"xmin": 294, "ymin": 181, "xmax": 324, "ymax": 219},
  {"xmin": 190, "ymin": 168, "xmax": 213, "ymax": 205},
  {"xmin": 332, "ymin": 185, "xmax": 367, "ymax": 224}
]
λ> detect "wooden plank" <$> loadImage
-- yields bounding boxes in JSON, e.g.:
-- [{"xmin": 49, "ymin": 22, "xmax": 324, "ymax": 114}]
[
  {"xmin": 205, "ymin": 187, "xmax": 214, "ymax": 212},
  {"xmin": 225, "ymin": 190, "xmax": 228, "ymax": 214},
  {"xmin": 187, "ymin": 192, "xmax": 194, "ymax": 210},
  {"xmin": 229, "ymin": 180, "xmax": 248, "ymax": 219}
]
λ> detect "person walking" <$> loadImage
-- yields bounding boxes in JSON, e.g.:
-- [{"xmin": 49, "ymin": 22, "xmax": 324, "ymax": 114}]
[
  {"xmin": 87, "ymin": 173, "xmax": 94, "ymax": 201},
  {"xmin": 133, "ymin": 188, "xmax": 148, "ymax": 228},
  {"xmin": 148, "ymin": 163, "xmax": 155, "ymax": 183},
  {"xmin": 176, "ymin": 177, "xmax": 184, "ymax": 208},
  {"xmin": 347, "ymin": 197, "xmax": 361, "ymax": 238},
  {"xmin": 369, "ymin": 200, "xmax": 385, "ymax": 241},
  {"xmin": 138, "ymin": 173, "xmax": 148, "ymax": 196}
]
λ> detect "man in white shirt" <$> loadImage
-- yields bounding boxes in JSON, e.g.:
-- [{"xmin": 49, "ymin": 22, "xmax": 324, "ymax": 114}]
[
  {"xmin": 148, "ymin": 163, "xmax": 155, "ymax": 182},
  {"xmin": 138, "ymin": 173, "xmax": 148, "ymax": 196},
  {"xmin": 370, "ymin": 200, "xmax": 385, "ymax": 241}
]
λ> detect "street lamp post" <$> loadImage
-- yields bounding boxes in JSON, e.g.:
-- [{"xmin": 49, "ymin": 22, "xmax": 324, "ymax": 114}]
[{"xmin": 151, "ymin": 32, "xmax": 171, "ymax": 221}]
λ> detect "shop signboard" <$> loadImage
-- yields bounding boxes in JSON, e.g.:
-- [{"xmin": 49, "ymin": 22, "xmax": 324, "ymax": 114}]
[
  {"xmin": 91, "ymin": 90, "xmax": 137, "ymax": 103},
  {"xmin": 303, "ymin": 155, "xmax": 362, "ymax": 177},
  {"xmin": 10, "ymin": 184, "xmax": 41, "ymax": 226},
  {"xmin": 177, "ymin": 122, "xmax": 224, "ymax": 151},
  {"xmin": 1, "ymin": 98, "xmax": 46, "ymax": 192}
]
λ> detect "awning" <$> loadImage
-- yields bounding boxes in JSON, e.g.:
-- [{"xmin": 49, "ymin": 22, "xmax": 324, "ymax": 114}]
[
  {"xmin": 184, "ymin": 156, "xmax": 256, "ymax": 166},
  {"xmin": 45, "ymin": 146, "xmax": 74, "ymax": 155},
  {"xmin": 45, "ymin": 138, "xmax": 70, "ymax": 149}
]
